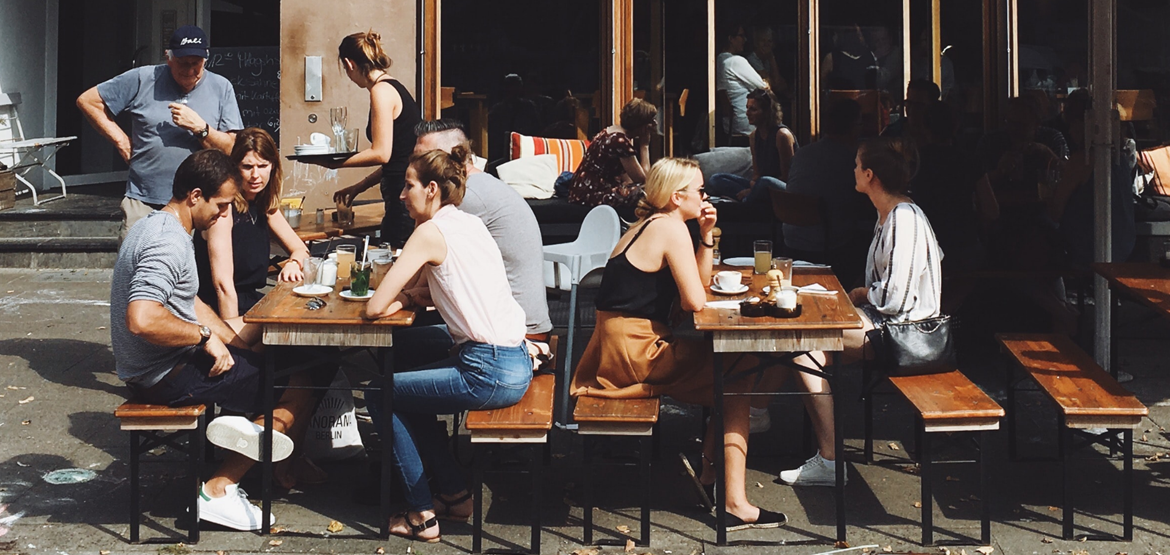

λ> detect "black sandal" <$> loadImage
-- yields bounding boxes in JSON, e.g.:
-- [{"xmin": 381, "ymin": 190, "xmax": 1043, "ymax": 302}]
[
  {"xmin": 724, "ymin": 508, "xmax": 788, "ymax": 532},
  {"xmin": 389, "ymin": 512, "xmax": 441, "ymax": 543},
  {"xmin": 433, "ymin": 491, "xmax": 473, "ymax": 522}
]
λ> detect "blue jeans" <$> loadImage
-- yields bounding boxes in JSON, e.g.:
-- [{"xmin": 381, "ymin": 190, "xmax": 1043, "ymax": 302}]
[
  {"xmin": 368, "ymin": 341, "xmax": 532, "ymax": 511},
  {"xmin": 707, "ymin": 173, "xmax": 786, "ymax": 204}
]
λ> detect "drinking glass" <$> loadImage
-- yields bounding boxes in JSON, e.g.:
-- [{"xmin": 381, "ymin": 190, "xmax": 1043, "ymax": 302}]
[
  {"xmin": 335, "ymin": 245, "xmax": 356, "ymax": 279},
  {"xmin": 771, "ymin": 257, "xmax": 793, "ymax": 288},
  {"xmin": 343, "ymin": 128, "xmax": 359, "ymax": 152},
  {"xmin": 303, "ymin": 256, "xmax": 323, "ymax": 285},
  {"xmin": 350, "ymin": 262, "xmax": 371, "ymax": 296},
  {"xmin": 371, "ymin": 256, "xmax": 393, "ymax": 289},
  {"xmin": 336, "ymin": 200, "xmax": 355, "ymax": 226},
  {"xmin": 753, "ymin": 240, "xmax": 773, "ymax": 275},
  {"xmin": 330, "ymin": 107, "xmax": 348, "ymax": 152}
]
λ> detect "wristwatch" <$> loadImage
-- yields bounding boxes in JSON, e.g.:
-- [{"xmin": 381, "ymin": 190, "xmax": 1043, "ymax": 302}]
[
  {"xmin": 197, "ymin": 324, "xmax": 212, "ymax": 347},
  {"xmin": 196, "ymin": 124, "xmax": 210, "ymax": 139}
]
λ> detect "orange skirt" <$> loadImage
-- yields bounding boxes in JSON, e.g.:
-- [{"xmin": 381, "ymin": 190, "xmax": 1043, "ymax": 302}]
[{"xmin": 570, "ymin": 311, "xmax": 716, "ymax": 406}]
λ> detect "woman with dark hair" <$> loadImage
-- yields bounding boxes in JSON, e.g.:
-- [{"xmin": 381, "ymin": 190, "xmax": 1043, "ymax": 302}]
[
  {"xmin": 568, "ymin": 98, "xmax": 657, "ymax": 209},
  {"xmin": 707, "ymin": 88, "xmax": 798, "ymax": 202},
  {"xmin": 195, "ymin": 128, "xmax": 311, "ymax": 319},
  {"xmin": 571, "ymin": 158, "xmax": 787, "ymax": 531},
  {"xmin": 776, "ymin": 137, "xmax": 942, "ymax": 488},
  {"xmin": 303, "ymin": 30, "xmax": 420, "ymax": 248},
  {"xmin": 363, "ymin": 146, "xmax": 531, "ymax": 542}
]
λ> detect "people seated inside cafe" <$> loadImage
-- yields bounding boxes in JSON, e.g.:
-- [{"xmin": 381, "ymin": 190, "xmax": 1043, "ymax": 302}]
[
  {"xmin": 782, "ymin": 97, "xmax": 872, "ymax": 287},
  {"xmin": 779, "ymin": 137, "xmax": 942, "ymax": 488},
  {"xmin": 488, "ymin": 73, "xmax": 541, "ymax": 164},
  {"xmin": 567, "ymin": 98, "xmax": 656, "ymax": 211},
  {"xmin": 881, "ymin": 79, "xmax": 941, "ymax": 143},
  {"xmin": 571, "ymin": 157, "xmax": 787, "ymax": 530},
  {"xmin": 707, "ymin": 88, "xmax": 797, "ymax": 203},
  {"xmin": 362, "ymin": 146, "xmax": 531, "ymax": 543}
]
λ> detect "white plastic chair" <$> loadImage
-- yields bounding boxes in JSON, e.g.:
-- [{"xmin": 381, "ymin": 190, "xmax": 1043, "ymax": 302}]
[
  {"xmin": 543, "ymin": 204, "xmax": 621, "ymax": 427},
  {"xmin": 0, "ymin": 93, "xmax": 75, "ymax": 205}
]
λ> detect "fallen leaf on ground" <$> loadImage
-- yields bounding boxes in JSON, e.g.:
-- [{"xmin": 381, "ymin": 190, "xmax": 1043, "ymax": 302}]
[
  {"xmin": 375, "ymin": 548, "xmax": 385, "ymax": 555},
  {"xmin": 326, "ymin": 520, "xmax": 344, "ymax": 533},
  {"xmin": 888, "ymin": 442, "xmax": 900, "ymax": 451},
  {"xmin": 571, "ymin": 550, "xmax": 599, "ymax": 555},
  {"xmin": 913, "ymin": 501, "xmax": 923, "ymax": 508},
  {"xmin": 268, "ymin": 539, "xmax": 282, "ymax": 547},
  {"xmin": 835, "ymin": 541, "xmax": 851, "ymax": 548},
  {"xmin": 269, "ymin": 525, "xmax": 287, "ymax": 534},
  {"xmin": 616, "ymin": 525, "xmax": 630, "ymax": 534},
  {"xmin": 1048, "ymin": 506, "xmax": 1059, "ymax": 512},
  {"xmin": 17, "ymin": 396, "xmax": 33, "ymax": 404},
  {"xmin": 625, "ymin": 538, "xmax": 635, "ymax": 552},
  {"xmin": 1041, "ymin": 537, "xmax": 1053, "ymax": 543},
  {"xmin": 976, "ymin": 547, "xmax": 994, "ymax": 555},
  {"xmin": 946, "ymin": 475, "xmax": 960, "ymax": 482},
  {"xmin": 755, "ymin": 481, "xmax": 763, "ymax": 488},
  {"xmin": 216, "ymin": 551, "xmax": 226, "ymax": 555},
  {"xmin": 100, "ymin": 551, "xmax": 110, "ymax": 555},
  {"xmin": 20, "ymin": 420, "xmax": 29, "ymax": 426},
  {"xmin": 1072, "ymin": 551, "xmax": 1088, "ymax": 555},
  {"xmin": 6, "ymin": 386, "xmax": 24, "ymax": 390},
  {"xmin": 883, "ymin": 547, "xmax": 893, "ymax": 553}
]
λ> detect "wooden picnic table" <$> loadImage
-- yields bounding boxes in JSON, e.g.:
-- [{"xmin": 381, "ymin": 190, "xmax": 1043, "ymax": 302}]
[
  {"xmin": 1092, "ymin": 261, "xmax": 1170, "ymax": 318},
  {"xmin": 244, "ymin": 279, "xmax": 414, "ymax": 538},
  {"xmin": 293, "ymin": 203, "xmax": 383, "ymax": 242},
  {"xmin": 693, "ymin": 265, "xmax": 862, "ymax": 545}
]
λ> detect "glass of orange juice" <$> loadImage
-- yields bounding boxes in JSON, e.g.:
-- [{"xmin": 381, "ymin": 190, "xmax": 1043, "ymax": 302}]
[{"xmin": 335, "ymin": 245, "xmax": 356, "ymax": 279}]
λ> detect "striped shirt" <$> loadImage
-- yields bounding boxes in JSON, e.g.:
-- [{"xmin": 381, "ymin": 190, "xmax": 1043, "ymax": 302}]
[{"xmin": 864, "ymin": 202, "xmax": 943, "ymax": 323}]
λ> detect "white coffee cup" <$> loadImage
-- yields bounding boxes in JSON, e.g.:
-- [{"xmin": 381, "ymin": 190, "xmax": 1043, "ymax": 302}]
[{"xmin": 714, "ymin": 270, "xmax": 742, "ymax": 291}]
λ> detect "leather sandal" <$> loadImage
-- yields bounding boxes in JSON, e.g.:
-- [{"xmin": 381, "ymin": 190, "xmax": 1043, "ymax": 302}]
[
  {"xmin": 433, "ymin": 491, "xmax": 473, "ymax": 522},
  {"xmin": 388, "ymin": 512, "xmax": 441, "ymax": 543}
]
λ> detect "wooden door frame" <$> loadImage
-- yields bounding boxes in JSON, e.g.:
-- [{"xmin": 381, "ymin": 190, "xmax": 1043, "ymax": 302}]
[{"xmin": 601, "ymin": 0, "xmax": 635, "ymax": 128}]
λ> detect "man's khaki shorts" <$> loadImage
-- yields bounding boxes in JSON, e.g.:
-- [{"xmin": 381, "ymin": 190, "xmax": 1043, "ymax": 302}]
[{"xmin": 120, "ymin": 197, "xmax": 164, "ymax": 241}]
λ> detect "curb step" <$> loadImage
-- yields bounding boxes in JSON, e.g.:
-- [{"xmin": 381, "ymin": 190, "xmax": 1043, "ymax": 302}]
[{"xmin": 0, "ymin": 236, "xmax": 119, "ymax": 253}]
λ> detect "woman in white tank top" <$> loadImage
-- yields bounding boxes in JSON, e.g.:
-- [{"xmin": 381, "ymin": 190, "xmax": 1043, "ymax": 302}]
[{"xmin": 364, "ymin": 146, "xmax": 529, "ymax": 542}]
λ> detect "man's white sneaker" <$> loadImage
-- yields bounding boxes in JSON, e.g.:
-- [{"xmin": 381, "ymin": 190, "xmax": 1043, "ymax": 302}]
[
  {"xmin": 749, "ymin": 407, "xmax": 771, "ymax": 434},
  {"xmin": 198, "ymin": 483, "xmax": 274, "ymax": 531},
  {"xmin": 206, "ymin": 415, "xmax": 293, "ymax": 462},
  {"xmin": 778, "ymin": 453, "xmax": 845, "ymax": 487}
]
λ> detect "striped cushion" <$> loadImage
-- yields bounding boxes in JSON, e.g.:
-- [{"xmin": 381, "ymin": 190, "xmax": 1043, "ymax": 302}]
[{"xmin": 510, "ymin": 132, "xmax": 589, "ymax": 173}]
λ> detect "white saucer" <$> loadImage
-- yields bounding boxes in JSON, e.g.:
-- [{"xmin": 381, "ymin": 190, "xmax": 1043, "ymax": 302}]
[
  {"xmin": 339, "ymin": 289, "xmax": 375, "ymax": 301},
  {"xmin": 293, "ymin": 284, "xmax": 332, "ymax": 297},
  {"xmin": 710, "ymin": 283, "xmax": 749, "ymax": 295},
  {"xmin": 722, "ymin": 257, "xmax": 755, "ymax": 267}
]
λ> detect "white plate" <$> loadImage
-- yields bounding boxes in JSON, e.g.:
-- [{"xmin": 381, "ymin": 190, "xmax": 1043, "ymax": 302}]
[
  {"xmin": 722, "ymin": 257, "xmax": 755, "ymax": 267},
  {"xmin": 710, "ymin": 283, "xmax": 749, "ymax": 295},
  {"xmin": 339, "ymin": 289, "xmax": 375, "ymax": 301},
  {"xmin": 293, "ymin": 284, "xmax": 332, "ymax": 297}
]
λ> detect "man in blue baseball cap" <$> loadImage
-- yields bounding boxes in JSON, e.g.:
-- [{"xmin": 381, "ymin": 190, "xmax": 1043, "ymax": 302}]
[{"xmin": 77, "ymin": 25, "xmax": 243, "ymax": 239}]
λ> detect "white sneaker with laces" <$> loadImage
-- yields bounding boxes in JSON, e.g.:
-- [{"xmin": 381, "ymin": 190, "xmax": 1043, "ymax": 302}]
[
  {"xmin": 206, "ymin": 415, "xmax": 293, "ymax": 462},
  {"xmin": 778, "ymin": 453, "xmax": 845, "ymax": 486},
  {"xmin": 198, "ymin": 483, "xmax": 274, "ymax": 531},
  {"xmin": 749, "ymin": 407, "xmax": 771, "ymax": 434}
]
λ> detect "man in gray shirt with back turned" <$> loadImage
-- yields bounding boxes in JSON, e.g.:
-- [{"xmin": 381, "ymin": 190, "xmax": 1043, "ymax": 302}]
[{"xmin": 111, "ymin": 150, "xmax": 318, "ymax": 531}]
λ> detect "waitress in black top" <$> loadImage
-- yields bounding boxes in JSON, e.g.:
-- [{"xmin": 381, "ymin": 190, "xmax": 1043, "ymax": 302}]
[
  {"xmin": 318, "ymin": 30, "xmax": 420, "ymax": 247},
  {"xmin": 569, "ymin": 158, "xmax": 786, "ymax": 531},
  {"xmin": 195, "ymin": 128, "xmax": 311, "ymax": 319}
]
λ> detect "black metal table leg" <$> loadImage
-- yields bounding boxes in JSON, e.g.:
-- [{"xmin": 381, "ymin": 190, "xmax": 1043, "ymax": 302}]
[
  {"xmin": 1123, "ymin": 428, "xmax": 1133, "ymax": 541},
  {"xmin": 129, "ymin": 431, "xmax": 140, "ymax": 543},
  {"xmin": 583, "ymin": 437, "xmax": 594, "ymax": 545},
  {"xmin": 980, "ymin": 430, "xmax": 991, "ymax": 545},
  {"xmin": 261, "ymin": 348, "xmax": 275, "ymax": 534},
  {"xmin": 472, "ymin": 444, "xmax": 484, "ymax": 553},
  {"xmin": 832, "ymin": 353, "xmax": 846, "ymax": 544},
  {"xmin": 639, "ymin": 435, "xmax": 652, "ymax": 546},
  {"xmin": 380, "ymin": 347, "xmax": 395, "ymax": 539},
  {"xmin": 919, "ymin": 419, "xmax": 932, "ymax": 546},
  {"xmin": 531, "ymin": 444, "xmax": 542, "ymax": 553},
  {"xmin": 1006, "ymin": 365, "xmax": 1017, "ymax": 461},
  {"xmin": 712, "ymin": 348, "xmax": 726, "ymax": 546},
  {"xmin": 1061, "ymin": 423, "xmax": 1073, "ymax": 540},
  {"xmin": 189, "ymin": 414, "xmax": 206, "ymax": 543}
]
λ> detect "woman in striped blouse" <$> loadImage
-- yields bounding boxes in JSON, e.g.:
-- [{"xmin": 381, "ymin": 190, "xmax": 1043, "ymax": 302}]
[{"xmin": 777, "ymin": 137, "xmax": 942, "ymax": 487}]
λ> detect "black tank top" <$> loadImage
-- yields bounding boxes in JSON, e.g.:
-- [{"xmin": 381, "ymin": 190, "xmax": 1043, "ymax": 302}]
[
  {"xmin": 366, "ymin": 77, "xmax": 420, "ymax": 198},
  {"xmin": 193, "ymin": 202, "xmax": 270, "ymax": 315},
  {"xmin": 595, "ymin": 218, "xmax": 678, "ymax": 323}
]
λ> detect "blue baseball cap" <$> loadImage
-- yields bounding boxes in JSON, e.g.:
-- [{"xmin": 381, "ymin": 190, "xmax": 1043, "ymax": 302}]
[{"xmin": 169, "ymin": 25, "xmax": 209, "ymax": 58}]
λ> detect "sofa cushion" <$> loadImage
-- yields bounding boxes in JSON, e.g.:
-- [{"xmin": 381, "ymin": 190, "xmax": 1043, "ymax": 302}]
[
  {"xmin": 497, "ymin": 154, "xmax": 558, "ymax": 199},
  {"xmin": 693, "ymin": 146, "xmax": 753, "ymax": 184},
  {"xmin": 510, "ymin": 132, "xmax": 589, "ymax": 173}
]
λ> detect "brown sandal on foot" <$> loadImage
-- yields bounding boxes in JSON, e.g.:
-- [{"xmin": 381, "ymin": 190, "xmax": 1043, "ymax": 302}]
[
  {"xmin": 389, "ymin": 512, "xmax": 441, "ymax": 543},
  {"xmin": 433, "ymin": 492, "xmax": 473, "ymax": 522}
]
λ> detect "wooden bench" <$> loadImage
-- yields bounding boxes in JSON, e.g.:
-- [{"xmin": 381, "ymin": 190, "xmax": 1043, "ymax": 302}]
[
  {"xmin": 886, "ymin": 370, "xmax": 1004, "ymax": 546},
  {"xmin": 114, "ymin": 401, "xmax": 207, "ymax": 544},
  {"xmin": 997, "ymin": 333, "xmax": 1148, "ymax": 541},
  {"xmin": 572, "ymin": 395, "xmax": 660, "ymax": 547},
  {"xmin": 464, "ymin": 336, "xmax": 558, "ymax": 554}
]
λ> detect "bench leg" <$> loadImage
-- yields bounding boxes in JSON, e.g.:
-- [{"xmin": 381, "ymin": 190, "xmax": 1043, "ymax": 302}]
[
  {"xmin": 531, "ymin": 444, "xmax": 542, "ymax": 553},
  {"xmin": 472, "ymin": 444, "xmax": 484, "ymax": 553},
  {"xmin": 582, "ymin": 436, "xmax": 594, "ymax": 545},
  {"xmin": 189, "ymin": 414, "xmax": 206, "ymax": 544},
  {"xmin": 919, "ymin": 420, "xmax": 933, "ymax": 546},
  {"xmin": 129, "ymin": 430, "xmax": 141, "ymax": 544},
  {"xmin": 557, "ymin": 284, "xmax": 580, "ymax": 428},
  {"xmin": 1123, "ymin": 428, "xmax": 1133, "ymax": 541},
  {"xmin": 1006, "ymin": 365, "xmax": 1018, "ymax": 461},
  {"xmin": 862, "ymin": 361, "xmax": 874, "ymax": 464},
  {"xmin": 1061, "ymin": 424, "xmax": 1074, "ymax": 540},
  {"xmin": 980, "ymin": 430, "xmax": 991, "ymax": 545},
  {"xmin": 639, "ymin": 435, "xmax": 652, "ymax": 547}
]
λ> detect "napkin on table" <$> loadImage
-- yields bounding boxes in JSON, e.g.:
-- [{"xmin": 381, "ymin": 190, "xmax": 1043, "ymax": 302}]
[
  {"xmin": 798, "ymin": 283, "xmax": 837, "ymax": 295},
  {"xmin": 705, "ymin": 300, "xmax": 743, "ymax": 310}
]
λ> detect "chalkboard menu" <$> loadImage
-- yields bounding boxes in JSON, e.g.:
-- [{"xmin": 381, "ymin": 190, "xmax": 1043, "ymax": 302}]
[{"xmin": 206, "ymin": 46, "xmax": 280, "ymax": 143}]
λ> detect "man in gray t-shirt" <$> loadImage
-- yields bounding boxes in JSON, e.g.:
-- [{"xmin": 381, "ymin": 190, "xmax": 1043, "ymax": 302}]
[
  {"xmin": 78, "ymin": 25, "xmax": 242, "ymax": 238},
  {"xmin": 414, "ymin": 120, "xmax": 553, "ymax": 338},
  {"xmin": 111, "ymin": 150, "xmax": 318, "ymax": 531}
]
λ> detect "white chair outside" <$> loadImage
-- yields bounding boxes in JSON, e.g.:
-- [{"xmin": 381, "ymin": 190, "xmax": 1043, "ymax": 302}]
[
  {"xmin": 0, "ymin": 92, "xmax": 76, "ymax": 205},
  {"xmin": 543, "ymin": 204, "xmax": 621, "ymax": 427}
]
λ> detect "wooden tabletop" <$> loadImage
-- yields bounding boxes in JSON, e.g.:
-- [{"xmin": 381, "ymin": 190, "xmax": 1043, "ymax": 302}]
[
  {"xmin": 1093, "ymin": 262, "xmax": 1170, "ymax": 318},
  {"xmin": 294, "ymin": 203, "xmax": 383, "ymax": 242},
  {"xmin": 244, "ymin": 280, "xmax": 414, "ymax": 326},
  {"xmin": 693, "ymin": 266, "xmax": 863, "ymax": 331}
]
